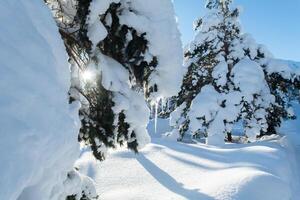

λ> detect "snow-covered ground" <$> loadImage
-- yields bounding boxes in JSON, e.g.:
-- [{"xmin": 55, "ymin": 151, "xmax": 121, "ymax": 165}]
[
  {"xmin": 76, "ymin": 115, "xmax": 300, "ymax": 200},
  {"xmin": 77, "ymin": 138, "xmax": 294, "ymax": 200}
]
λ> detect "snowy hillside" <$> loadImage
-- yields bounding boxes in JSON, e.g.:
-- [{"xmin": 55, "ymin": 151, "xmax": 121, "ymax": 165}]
[{"xmin": 0, "ymin": 0, "xmax": 81, "ymax": 199}]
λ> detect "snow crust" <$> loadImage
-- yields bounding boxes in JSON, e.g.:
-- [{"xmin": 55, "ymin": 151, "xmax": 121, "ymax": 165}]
[{"xmin": 0, "ymin": 0, "xmax": 86, "ymax": 199}]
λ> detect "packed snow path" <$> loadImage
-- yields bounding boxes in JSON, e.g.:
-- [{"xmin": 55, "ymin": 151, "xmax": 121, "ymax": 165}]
[{"xmin": 77, "ymin": 137, "xmax": 296, "ymax": 200}]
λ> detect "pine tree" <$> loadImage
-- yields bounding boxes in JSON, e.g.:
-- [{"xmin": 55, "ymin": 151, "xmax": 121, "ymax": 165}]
[
  {"xmin": 171, "ymin": 0, "xmax": 300, "ymax": 145},
  {"xmin": 263, "ymin": 60, "xmax": 300, "ymax": 135},
  {"xmin": 46, "ymin": 1, "xmax": 182, "ymax": 199},
  {"xmin": 46, "ymin": 0, "xmax": 183, "ymax": 159},
  {"xmin": 74, "ymin": 1, "xmax": 156, "ymax": 160}
]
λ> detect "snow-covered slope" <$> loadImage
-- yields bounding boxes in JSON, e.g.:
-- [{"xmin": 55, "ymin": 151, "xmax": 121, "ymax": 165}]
[
  {"xmin": 0, "ymin": 0, "xmax": 80, "ymax": 199},
  {"xmin": 77, "ymin": 137, "xmax": 295, "ymax": 200}
]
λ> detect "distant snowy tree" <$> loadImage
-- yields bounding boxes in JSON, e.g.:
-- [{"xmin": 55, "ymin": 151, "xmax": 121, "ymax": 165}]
[
  {"xmin": 46, "ymin": 0, "xmax": 183, "ymax": 160},
  {"xmin": 263, "ymin": 59, "xmax": 300, "ymax": 134},
  {"xmin": 171, "ymin": 0, "xmax": 300, "ymax": 145}
]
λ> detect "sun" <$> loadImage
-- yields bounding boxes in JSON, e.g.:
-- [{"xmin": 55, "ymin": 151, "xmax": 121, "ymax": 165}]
[{"xmin": 82, "ymin": 70, "xmax": 95, "ymax": 82}]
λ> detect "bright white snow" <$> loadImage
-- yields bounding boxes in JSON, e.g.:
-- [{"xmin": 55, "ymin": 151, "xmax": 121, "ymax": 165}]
[
  {"xmin": 1, "ymin": 1, "xmax": 300, "ymax": 200},
  {"xmin": 280, "ymin": 102, "xmax": 300, "ymax": 197},
  {"xmin": 87, "ymin": 0, "xmax": 184, "ymax": 100},
  {"xmin": 77, "ymin": 136, "xmax": 295, "ymax": 200},
  {"xmin": 118, "ymin": 0, "xmax": 184, "ymax": 99},
  {"xmin": 0, "ymin": 0, "xmax": 84, "ymax": 199},
  {"xmin": 75, "ymin": 112, "xmax": 300, "ymax": 200}
]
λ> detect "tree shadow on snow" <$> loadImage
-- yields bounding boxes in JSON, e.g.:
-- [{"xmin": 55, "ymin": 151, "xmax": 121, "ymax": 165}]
[
  {"xmin": 136, "ymin": 154, "xmax": 213, "ymax": 200},
  {"xmin": 151, "ymin": 139, "xmax": 282, "ymax": 178},
  {"xmin": 153, "ymin": 139, "xmax": 277, "ymax": 167}
]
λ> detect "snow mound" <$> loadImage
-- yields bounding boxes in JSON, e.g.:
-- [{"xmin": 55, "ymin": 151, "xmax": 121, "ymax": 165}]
[
  {"xmin": 0, "ymin": 0, "xmax": 81, "ymax": 199},
  {"xmin": 77, "ymin": 138, "xmax": 294, "ymax": 200}
]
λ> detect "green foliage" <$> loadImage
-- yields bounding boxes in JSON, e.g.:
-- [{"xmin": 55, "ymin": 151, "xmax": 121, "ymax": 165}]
[
  {"xmin": 98, "ymin": 3, "xmax": 158, "ymax": 94},
  {"xmin": 54, "ymin": 1, "xmax": 158, "ymax": 160},
  {"xmin": 79, "ymin": 75, "xmax": 116, "ymax": 161}
]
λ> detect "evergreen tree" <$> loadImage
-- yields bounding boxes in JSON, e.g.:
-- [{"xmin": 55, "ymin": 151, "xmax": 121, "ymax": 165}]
[
  {"xmin": 171, "ymin": 0, "xmax": 300, "ymax": 145},
  {"xmin": 46, "ymin": 1, "xmax": 183, "ymax": 199},
  {"xmin": 263, "ymin": 60, "xmax": 300, "ymax": 135},
  {"xmin": 46, "ymin": 0, "xmax": 183, "ymax": 159},
  {"xmin": 73, "ymin": 1, "xmax": 155, "ymax": 161}
]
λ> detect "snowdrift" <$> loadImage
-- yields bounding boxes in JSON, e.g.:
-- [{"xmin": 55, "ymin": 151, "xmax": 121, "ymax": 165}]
[
  {"xmin": 0, "ymin": 0, "xmax": 80, "ymax": 199},
  {"xmin": 77, "ymin": 137, "xmax": 294, "ymax": 200}
]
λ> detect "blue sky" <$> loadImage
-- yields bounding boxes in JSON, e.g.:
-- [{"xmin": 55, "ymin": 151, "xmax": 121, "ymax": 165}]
[{"xmin": 173, "ymin": 0, "xmax": 300, "ymax": 61}]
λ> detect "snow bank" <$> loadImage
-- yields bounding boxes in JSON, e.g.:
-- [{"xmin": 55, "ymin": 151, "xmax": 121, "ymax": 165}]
[{"xmin": 0, "ymin": 0, "xmax": 81, "ymax": 199}]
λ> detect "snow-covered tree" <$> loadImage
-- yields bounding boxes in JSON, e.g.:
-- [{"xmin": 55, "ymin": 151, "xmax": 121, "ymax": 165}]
[
  {"xmin": 263, "ymin": 59, "xmax": 300, "ymax": 134},
  {"xmin": 170, "ymin": 0, "xmax": 300, "ymax": 145},
  {"xmin": 47, "ymin": 0, "xmax": 183, "ymax": 160}
]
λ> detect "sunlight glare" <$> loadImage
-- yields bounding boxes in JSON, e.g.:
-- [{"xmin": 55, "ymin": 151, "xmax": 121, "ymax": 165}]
[{"xmin": 82, "ymin": 70, "xmax": 94, "ymax": 82}]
